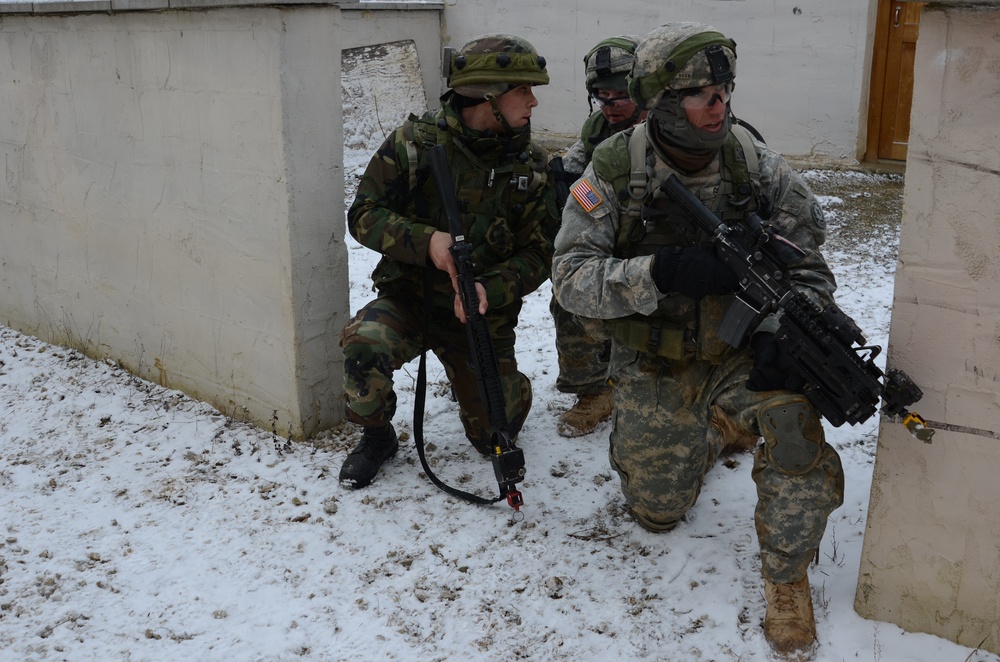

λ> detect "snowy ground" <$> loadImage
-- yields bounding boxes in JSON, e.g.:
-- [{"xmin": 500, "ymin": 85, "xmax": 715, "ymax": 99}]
[{"xmin": 2, "ymin": 166, "xmax": 998, "ymax": 662}]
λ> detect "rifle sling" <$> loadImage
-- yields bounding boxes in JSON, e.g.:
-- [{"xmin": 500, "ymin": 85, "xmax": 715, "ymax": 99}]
[{"xmin": 412, "ymin": 270, "xmax": 503, "ymax": 506}]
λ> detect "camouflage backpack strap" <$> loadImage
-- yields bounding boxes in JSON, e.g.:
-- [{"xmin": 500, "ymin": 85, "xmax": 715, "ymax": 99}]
[
  {"xmin": 732, "ymin": 122, "xmax": 759, "ymax": 184},
  {"xmin": 719, "ymin": 122, "xmax": 761, "ymax": 220},
  {"xmin": 590, "ymin": 125, "xmax": 635, "ymax": 187},
  {"xmin": 398, "ymin": 113, "xmax": 423, "ymax": 191},
  {"xmin": 590, "ymin": 124, "xmax": 647, "ymax": 258},
  {"xmin": 399, "ymin": 111, "xmax": 451, "ymax": 191},
  {"xmin": 523, "ymin": 139, "xmax": 551, "ymax": 194},
  {"xmin": 626, "ymin": 122, "xmax": 649, "ymax": 216},
  {"xmin": 620, "ymin": 122, "xmax": 652, "ymax": 257}
]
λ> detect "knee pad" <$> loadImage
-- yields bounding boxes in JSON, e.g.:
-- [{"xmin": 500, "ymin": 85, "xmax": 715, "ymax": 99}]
[{"xmin": 757, "ymin": 394, "xmax": 824, "ymax": 476}]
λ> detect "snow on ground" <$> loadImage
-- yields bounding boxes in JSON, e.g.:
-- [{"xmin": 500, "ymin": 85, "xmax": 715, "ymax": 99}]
[{"xmin": 2, "ymin": 164, "xmax": 997, "ymax": 662}]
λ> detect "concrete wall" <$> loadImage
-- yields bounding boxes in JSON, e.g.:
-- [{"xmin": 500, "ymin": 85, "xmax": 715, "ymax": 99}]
[
  {"xmin": 855, "ymin": 2, "xmax": 1000, "ymax": 655},
  {"xmin": 0, "ymin": 2, "xmax": 442, "ymax": 438},
  {"xmin": 440, "ymin": 0, "xmax": 876, "ymax": 161}
]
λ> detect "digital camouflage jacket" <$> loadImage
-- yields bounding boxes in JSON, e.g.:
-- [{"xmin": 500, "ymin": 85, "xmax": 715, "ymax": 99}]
[
  {"xmin": 348, "ymin": 102, "xmax": 559, "ymax": 312},
  {"xmin": 552, "ymin": 125, "xmax": 837, "ymax": 363}
]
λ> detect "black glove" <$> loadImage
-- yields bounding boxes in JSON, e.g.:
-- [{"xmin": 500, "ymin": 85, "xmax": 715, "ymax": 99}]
[
  {"xmin": 746, "ymin": 332, "xmax": 806, "ymax": 392},
  {"xmin": 652, "ymin": 245, "xmax": 740, "ymax": 300}
]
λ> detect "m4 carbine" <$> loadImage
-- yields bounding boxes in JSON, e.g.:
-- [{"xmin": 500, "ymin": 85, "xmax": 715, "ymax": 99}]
[
  {"xmin": 659, "ymin": 174, "xmax": 930, "ymax": 439},
  {"xmin": 426, "ymin": 144, "xmax": 527, "ymax": 510}
]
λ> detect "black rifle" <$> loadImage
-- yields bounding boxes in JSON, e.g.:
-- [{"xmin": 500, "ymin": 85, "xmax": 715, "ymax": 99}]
[
  {"xmin": 660, "ymin": 174, "xmax": 931, "ymax": 439},
  {"xmin": 426, "ymin": 144, "xmax": 526, "ymax": 510}
]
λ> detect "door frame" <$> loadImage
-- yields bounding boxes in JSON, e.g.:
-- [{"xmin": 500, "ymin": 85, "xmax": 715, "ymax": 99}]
[
  {"xmin": 865, "ymin": 0, "xmax": 923, "ymax": 163},
  {"xmin": 865, "ymin": 0, "xmax": 894, "ymax": 162}
]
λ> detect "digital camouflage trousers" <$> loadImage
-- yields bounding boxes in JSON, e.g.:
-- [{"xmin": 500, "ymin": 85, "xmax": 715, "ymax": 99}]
[
  {"xmin": 549, "ymin": 293, "xmax": 611, "ymax": 395},
  {"xmin": 608, "ymin": 346, "xmax": 845, "ymax": 584},
  {"xmin": 340, "ymin": 292, "xmax": 532, "ymax": 453}
]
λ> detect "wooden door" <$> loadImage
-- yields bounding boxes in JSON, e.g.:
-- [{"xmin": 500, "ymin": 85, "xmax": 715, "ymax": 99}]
[{"xmin": 866, "ymin": 0, "xmax": 925, "ymax": 162}]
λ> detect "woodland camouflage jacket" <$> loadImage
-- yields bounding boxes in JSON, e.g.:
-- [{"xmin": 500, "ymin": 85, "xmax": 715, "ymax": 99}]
[{"xmin": 347, "ymin": 102, "xmax": 559, "ymax": 313}]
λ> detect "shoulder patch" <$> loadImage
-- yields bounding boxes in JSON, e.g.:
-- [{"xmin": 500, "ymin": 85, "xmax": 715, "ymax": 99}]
[
  {"xmin": 811, "ymin": 200, "xmax": 826, "ymax": 229},
  {"xmin": 570, "ymin": 178, "xmax": 603, "ymax": 213}
]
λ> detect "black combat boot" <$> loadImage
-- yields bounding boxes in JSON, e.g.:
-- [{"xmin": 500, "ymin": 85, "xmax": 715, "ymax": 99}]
[{"xmin": 338, "ymin": 424, "xmax": 399, "ymax": 489}]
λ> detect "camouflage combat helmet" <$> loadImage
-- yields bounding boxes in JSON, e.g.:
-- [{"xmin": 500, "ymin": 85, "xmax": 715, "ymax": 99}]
[
  {"xmin": 627, "ymin": 22, "xmax": 736, "ymax": 110},
  {"xmin": 446, "ymin": 33, "xmax": 549, "ymax": 100},
  {"xmin": 584, "ymin": 36, "xmax": 640, "ymax": 94},
  {"xmin": 627, "ymin": 22, "xmax": 738, "ymax": 151}
]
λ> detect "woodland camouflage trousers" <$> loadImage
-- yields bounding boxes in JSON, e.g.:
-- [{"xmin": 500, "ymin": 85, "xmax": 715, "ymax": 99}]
[
  {"xmin": 340, "ymin": 293, "xmax": 532, "ymax": 453},
  {"xmin": 608, "ymin": 347, "xmax": 845, "ymax": 584}
]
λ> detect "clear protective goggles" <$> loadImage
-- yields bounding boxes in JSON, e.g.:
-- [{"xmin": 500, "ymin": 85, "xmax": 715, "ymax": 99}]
[
  {"xmin": 591, "ymin": 92, "xmax": 632, "ymax": 108},
  {"xmin": 677, "ymin": 82, "xmax": 733, "ymax": 110}
]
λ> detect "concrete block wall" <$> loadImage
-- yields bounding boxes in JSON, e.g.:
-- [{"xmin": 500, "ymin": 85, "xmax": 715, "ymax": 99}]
[
  {"xmin": 855, "ymin": 2, "xmax": 1000, "ymax": 655},
  {"xmin": 0, "ymin": 2, "xmax": 443, "ymax": 438},
  {"xmin": 440, "ymin": 0, "xmax": 875, "ymax": 161}
]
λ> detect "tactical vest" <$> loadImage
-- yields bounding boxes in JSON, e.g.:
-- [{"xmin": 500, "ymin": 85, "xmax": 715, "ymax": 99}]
[
  {"xmin": 398, "ymin": 110, "xmax": 548, "ymax": 215},
  {"xmin": 592, "ymin": 122, "xmax": 761, "ymax": 363},
  {"xmin": 372, "ymin": 109, "xmax": 549, "ymax": 303},
  {"xmin": 579, "ymin": 111, "xmax": 613, "ymax": 164}
]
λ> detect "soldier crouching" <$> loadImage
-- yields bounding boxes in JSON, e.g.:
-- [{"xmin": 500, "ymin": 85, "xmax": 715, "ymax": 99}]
[{"xmin": 551, "ymin": 21, "xmax": 845, "ymax": 661}]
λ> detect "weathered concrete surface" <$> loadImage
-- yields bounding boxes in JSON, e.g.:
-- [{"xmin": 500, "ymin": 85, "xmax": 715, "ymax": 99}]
[
  {"xmin": 856, "ymin": 5, "xmax": 1000, "ymax": 656},
  {"xmin": 0, "ymin": 4, "xmax": 442, "ymax": 438},
  {"xmin": 441, "ymin": 0, "xmax": 877, "ymax": 162}
]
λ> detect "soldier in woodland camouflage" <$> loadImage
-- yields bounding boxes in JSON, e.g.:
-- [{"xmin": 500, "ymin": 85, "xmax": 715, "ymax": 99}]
[
  {"xmin": 551, "ymin": 22, "xmax": 844, "ymax": 660},
  {"xmin": 549, "ymin": 36, "xmax": 646, "ymax": 438},
  {"xmin": 340, "ymin": 34, "xmax": 558, "ymax": 490}
]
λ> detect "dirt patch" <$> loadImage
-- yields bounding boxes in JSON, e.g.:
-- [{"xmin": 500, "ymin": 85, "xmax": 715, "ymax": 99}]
[{"xmin": 803, "ymin": 169, "xmax": 905, "ymax": 270}]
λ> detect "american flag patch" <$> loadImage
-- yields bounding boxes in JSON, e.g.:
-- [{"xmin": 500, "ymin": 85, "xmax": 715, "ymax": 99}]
[{"xmin": 570, "ymin": 178, "xmax": 603, "ymax": 212}]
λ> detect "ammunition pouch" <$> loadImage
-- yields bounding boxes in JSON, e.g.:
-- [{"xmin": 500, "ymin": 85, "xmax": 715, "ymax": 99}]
[
  {"xmin": 606, "ymin": 316, "xmax": 695, "ymax": 361},
  {"xmin": 605, "ymin": 294, "xmax": 734, "ymax": 363}
]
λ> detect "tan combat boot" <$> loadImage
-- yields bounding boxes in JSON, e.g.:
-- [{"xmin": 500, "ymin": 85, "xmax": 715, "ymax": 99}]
[
  {"xmin": 763, "ymin": 576, "xmax": 817, "ymax": 660},
  {"xmin": 557, "ymin": 390, "xmax": 613, "ymax": 437}
]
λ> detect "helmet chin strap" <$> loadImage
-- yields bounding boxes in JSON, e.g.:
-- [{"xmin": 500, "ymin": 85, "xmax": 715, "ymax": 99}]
[
  {"xmin": 486, "ymin": 94, "xmax": 516, "ymax": 135},
  {"xmin": 481, "ymin": 93, "xmax": 532, "ymax": 146}
]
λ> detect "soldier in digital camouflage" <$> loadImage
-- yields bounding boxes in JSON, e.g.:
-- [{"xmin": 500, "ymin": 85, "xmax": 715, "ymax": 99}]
[
  {"xmin": 339, "ymin": 34, "xmax": 558, "ymax": 491},
  {"xmin": 551, "ymin": 22, "xmax": 844, "ymax": 661},
  {"xmin": 548, "ymin": 36, "xmax": 647, "ymax": 438}
]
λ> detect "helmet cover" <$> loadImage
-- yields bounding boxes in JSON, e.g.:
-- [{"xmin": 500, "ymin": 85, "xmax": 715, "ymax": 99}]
[
  {"xmin": 584, "ymin": 35, "xmax": 639, "ymax": 94},
  {"xmin": 627, "ymin": 22, "xmax": 736, "ymax": 110},
  {"xmin": 447, "ymin": 33, "xmax": 549, "ymax": 99}
]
